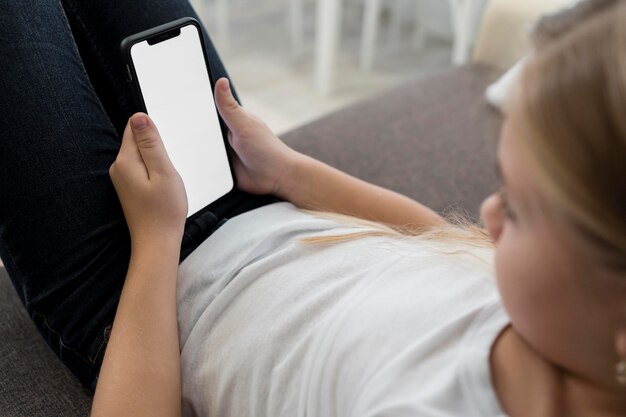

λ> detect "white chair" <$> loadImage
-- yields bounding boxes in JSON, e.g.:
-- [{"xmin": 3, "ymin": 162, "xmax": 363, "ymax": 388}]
[
  {"xmin": 360, "ymin": 0, "xmax": 427, "ymax": 70},
  {"xmin": 448, "ymin": 0, "xmax": 486, "ymax": 65},
  {"xmin": 360, "ymin": 0, "xmax": 486, "ymax": 70},
  {"xmin": 191, "ymin": 0, "xmax": 346, "ymax": 95},
  {"xmin": 191, "ymin": 0, "xmax": 307, "ymax": 56}
]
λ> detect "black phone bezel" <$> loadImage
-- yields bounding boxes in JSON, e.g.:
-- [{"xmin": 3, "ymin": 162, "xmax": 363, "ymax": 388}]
[{"xmin": 120, "ymin": 17, "xmax": 237, "ymax": 219}]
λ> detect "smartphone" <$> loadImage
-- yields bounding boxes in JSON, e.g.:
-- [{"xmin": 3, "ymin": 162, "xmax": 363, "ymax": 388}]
[{"xmin": 120, "ymin": 17, "xmax": 235, "ymax": 218}]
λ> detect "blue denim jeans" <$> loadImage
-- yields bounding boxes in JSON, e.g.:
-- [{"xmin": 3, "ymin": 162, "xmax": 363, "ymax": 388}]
[{"xmin": 0, "ymin": 0, "xmax": 281, "ymax": 392}]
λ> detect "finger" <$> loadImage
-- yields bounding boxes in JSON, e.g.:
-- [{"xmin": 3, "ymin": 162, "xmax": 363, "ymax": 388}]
[
  {"xmin": 129, "ymin": 113, "xmax": 174, "ymax": 175},
  {"xmin": 214, "ymin": 78, "xmax": 244, "ymax": 132},
  {"xmin": 111, "ymin": 121, "xmax": 148, "ymax": 180},
  {"xmin": 118, "ymin": 121, "xmax": 144, "ymax": 166}
]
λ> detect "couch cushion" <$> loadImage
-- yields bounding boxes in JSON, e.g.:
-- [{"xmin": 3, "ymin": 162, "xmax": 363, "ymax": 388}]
[
  {"xmin": 0, "ymin": 268, "xmax": 92, "ymax": 416},
  {"xmin": 281, "ymin": 64, "xmax": 503, "ymax": 221}
]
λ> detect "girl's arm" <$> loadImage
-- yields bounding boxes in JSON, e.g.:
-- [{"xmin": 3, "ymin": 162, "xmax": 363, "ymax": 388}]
[
  {"xmin": 281, "ymin": 153, "xmax": 446, "ymax": 230},
  {"xmin": 91, "ymin": 113, "xmax": 187, "ymax": 417},
  {"xmin": 214, "ymin": 78, "xmax": 445, "ymax": 231}
]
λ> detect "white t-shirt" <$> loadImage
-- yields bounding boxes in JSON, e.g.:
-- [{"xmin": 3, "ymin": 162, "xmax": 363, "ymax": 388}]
[{"xmin": 176, "ymin": 202, "xmax": 509, "ymax": 417}]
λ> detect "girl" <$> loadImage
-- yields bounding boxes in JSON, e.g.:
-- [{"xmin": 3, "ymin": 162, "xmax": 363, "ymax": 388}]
[{"xmin": 1, "ymin": 0, "xmax": 625, "ymax": 416}]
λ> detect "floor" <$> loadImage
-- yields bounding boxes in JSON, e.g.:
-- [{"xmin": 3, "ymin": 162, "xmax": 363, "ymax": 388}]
[{"xmin": 198, "ymin": 1, "xmax": 454, "ymax": 135}]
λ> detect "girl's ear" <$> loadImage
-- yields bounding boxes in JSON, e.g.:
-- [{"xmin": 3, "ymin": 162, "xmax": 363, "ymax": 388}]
[{"xmin": 481, "ymin": 193, "xmax": 504, "ymax": 244}]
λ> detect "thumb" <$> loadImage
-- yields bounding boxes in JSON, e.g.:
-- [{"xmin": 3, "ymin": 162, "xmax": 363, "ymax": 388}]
[
  {"xmin": 214, "ymin": 78, "xmax": 244, "ymax": 131},
  {"xmin": 129, "ymin": 113, "xmax": 173, "ymax": 175}
]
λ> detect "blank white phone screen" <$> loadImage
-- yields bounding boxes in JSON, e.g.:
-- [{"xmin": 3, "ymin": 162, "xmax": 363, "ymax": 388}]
[{"xmin": 130, "ymin": 24, "xmax": 233, "ymax": 217}]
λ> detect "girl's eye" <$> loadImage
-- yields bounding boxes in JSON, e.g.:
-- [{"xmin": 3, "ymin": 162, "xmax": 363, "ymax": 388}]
[{"xmin": 498, "ymin": 189, "xmax": 518, "ymax": 222}]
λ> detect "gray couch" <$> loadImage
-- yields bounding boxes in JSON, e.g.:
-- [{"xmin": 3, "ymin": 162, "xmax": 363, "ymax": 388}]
[{"xmin": 0, "ymin": 64, "xmax": 501, "ymax": 416}]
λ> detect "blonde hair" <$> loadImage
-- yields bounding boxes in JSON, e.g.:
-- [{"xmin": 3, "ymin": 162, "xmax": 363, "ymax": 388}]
[
  {"xmin": 519, "ymin": 0, "xmax": 626, "ymax": 270},
  {"xmin": 297, "ymin": 207, "xmax": 492, "ymax": 249}
]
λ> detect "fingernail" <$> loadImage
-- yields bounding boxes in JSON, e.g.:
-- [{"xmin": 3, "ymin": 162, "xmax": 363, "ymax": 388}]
[
  {"xmin": 131, "ymin": 115, "xmax": 149, "ymax": 130},
  {"xmin": 222, "ymin": 79, "xmax": 230, "ymax": 92}
]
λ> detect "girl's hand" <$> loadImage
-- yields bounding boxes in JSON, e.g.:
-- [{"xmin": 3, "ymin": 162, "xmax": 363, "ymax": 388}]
[
  {"xmin": 214, "ymin": 77, "xmax": 302, "ymax": 199},
  {"xmin": 109, "ymin": 113, "xmax": 187, "ymax": 247}
]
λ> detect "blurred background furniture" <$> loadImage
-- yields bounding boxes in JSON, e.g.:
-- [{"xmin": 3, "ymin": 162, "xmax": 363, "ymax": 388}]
[
  {"xmin": 448, "ymin": 0, "xmax": 488, "ymax": 64},
  {"xmin": 360, "ymin": 0, "xmax": 427, "ymax": 71},
  {"xmin": 360, "ymin": 0, "xmax": 487, "ymax": 71},
  {"xmin": 473, "ymin": 0, "xmax": 575, "ymax": 70},
  {"xmin": 192, "ymin": 0, "xmax": 309, "ymax": 55},
  {"xmin": 194, "ymin": 0, "xmax": 490, "ymax": 94},
  {"xmin": 195, "ymin": 0, "xmax": 362, "ymax": 94}
]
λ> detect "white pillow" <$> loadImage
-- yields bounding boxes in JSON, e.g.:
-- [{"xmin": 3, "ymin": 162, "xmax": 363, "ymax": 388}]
[{"xmin": 485, "ymin": 56, "xmax": 527, "ymax": 112}]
